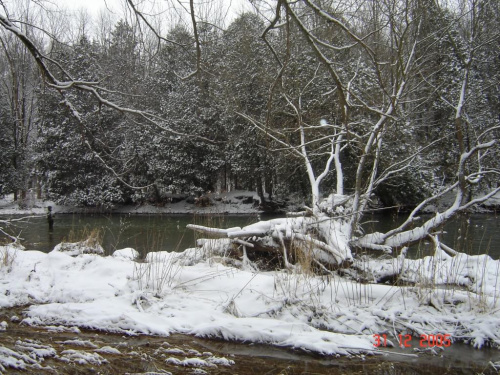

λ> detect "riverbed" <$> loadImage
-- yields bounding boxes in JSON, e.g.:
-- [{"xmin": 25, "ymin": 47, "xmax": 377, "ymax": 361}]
[{"xmin": 1, "ymin": 306, "xmax": 498, "ymax": 374}]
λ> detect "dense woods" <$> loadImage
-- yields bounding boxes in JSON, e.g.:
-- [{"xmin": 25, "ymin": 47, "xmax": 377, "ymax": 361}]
[{"xmin": 0, "ymin": 0, "xmax": 498, "ymax": 212}]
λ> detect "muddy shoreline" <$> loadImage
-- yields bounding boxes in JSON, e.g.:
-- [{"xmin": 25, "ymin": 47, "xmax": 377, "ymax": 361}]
[{"xmin": 0, "ymin": 306, "xmax": 497, "ymax": 374}]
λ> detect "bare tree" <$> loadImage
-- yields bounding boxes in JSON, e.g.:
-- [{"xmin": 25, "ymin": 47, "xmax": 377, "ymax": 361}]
[
  {"xmin": 222, "ymin": 0, "xmax": 500, "ymax": 266},
  {"xmin": 0, "ymin": 0, "xmax": 41, "ymax": 201},
  {"xmin": 0, "ymin": 0, "xmax": 221, "ymax": 196},
  {"xmin": 354, "ymin": 0, "xmax": 500, "ymax": 253}
]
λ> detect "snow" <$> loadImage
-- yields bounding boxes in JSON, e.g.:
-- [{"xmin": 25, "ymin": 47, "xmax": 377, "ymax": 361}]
[
  {"xmin": 164, "ymin": 355, "xmax": 235, "ymax": 367},
  {"xmin": 0, "ymin": 346, "xmax": 34, "ymax": 371},
  {"xmin": 59, "ymin": 349, "xmax": 108, "ymax": 365},
  {"xmin": 42, "ymin": 325, "xmax": 81, "ymax": 333},
  {"xmin": 57, "ymin": 339, "xmax": 98, "ymax": 348},
  {"xmin": 1, "ymin": 236, "xmax": 500, "ymax": 364},
  {"xmin": 52, "ymin": 240, "xmax": 105, "ymax": 256},
  {"xmin": 14, "ymin": 339, "xmax": 57, "ymax": 359},
  {"xmin": 166, "ymin": 357, "xmax": 215, "ymax": 367},
  {"xmin": 357, "ymin": 252, "xmax": 500, "ymax": 299},
  {"xmin": 0, "ymin": 340, "xmax": 56, "ymax": 372},
  {"xmin": 113, "ymin": 248, "xmax": 139, "ymax": 260},
  {"xmin": 95, "ymin": 346, "xmax": 122, "ymax": 354},
  {"xmin": 0, "ymin": 190, "xmax": 263, "ymax": 215}
]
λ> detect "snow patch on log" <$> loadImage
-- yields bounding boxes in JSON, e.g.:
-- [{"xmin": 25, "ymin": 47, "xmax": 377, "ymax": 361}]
[{"xmin": 188, "ymin": 208, "xmax": 353, "ymax": 267}]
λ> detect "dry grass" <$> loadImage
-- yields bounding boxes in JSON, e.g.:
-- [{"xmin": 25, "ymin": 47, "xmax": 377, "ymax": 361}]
[
  {"xmin": 1, "ymin": 245, "xmax": 18, "ymax": 272},
  {"xmin": 133, "ymin": 231, "xmax": 184, "ymax": 297},
  {"xmin": 65, "ymin": 226, "xmax": 103, "ymax": 247}
]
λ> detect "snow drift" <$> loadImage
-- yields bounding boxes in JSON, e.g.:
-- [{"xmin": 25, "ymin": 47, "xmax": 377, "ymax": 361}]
[{"xmin": 1, "ymin": 239, "xmax": 500, "ymax": 357}]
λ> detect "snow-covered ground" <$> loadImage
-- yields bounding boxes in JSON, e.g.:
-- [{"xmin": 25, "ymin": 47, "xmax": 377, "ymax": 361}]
[
  {"xmin": 1, "ymin": 238, "xmax": 499, "ymax": 363},
  {"xmin": 1, "ymin": 188, "xmax": 498, "ymax": 216},
  {"xmin": 0, "ymin": 190, "xmax": 265, "ymax": 215}
]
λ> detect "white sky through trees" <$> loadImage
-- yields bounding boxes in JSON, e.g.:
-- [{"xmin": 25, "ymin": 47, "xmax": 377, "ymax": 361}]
[
  {"xmin": 57, "ymin": 0, "xmax": 120, "ymax": 15},
  {"xmin": 57, "ymin": 0, "xmax": 252, "ymax": 22}
]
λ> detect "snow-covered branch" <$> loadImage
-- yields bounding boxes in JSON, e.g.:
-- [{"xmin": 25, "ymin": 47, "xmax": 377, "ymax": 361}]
[{"xmin": 0, "ymin": 11, "xmax": 212, "ymax": 142}]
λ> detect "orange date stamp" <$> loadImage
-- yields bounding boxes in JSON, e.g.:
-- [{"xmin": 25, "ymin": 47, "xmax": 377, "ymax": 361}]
[{"xmin": 373, "ymin": 333, "xmax": 452, "ymax": 348}]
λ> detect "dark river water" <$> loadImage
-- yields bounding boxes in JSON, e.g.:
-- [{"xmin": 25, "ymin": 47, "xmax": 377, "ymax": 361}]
[
  {"xmin": 1, "ymin": 213, "xmax": 259, "ymax": 257},
  {"xmin": 363, "ymin": 212, "xmax": 500, "ymax": 259},
  {"xmin": 1, "ymin": 212, "xmax": 499, "ymax": 259}
]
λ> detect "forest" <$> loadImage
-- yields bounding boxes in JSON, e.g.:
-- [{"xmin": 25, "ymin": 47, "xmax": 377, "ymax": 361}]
[{"xmin": 0, "ymin": 0, "xmax": 497, "ymax": 212}]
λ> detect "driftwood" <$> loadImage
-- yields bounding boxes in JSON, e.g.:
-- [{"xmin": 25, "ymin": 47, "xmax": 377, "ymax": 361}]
[
  {"xmin": 232, "ymin": 238, "xmax": 255, "ymax": 248},
  {"xmin": 227, "ymin": 230, "xmax": 268, "ymax": 239},
  {"xmin": 290, "ymin": 232, "xmax": 344, "ymax": 262},
  {"xmin": 186, "ymin": 224, "xmax": 242, "ymax": 238},
  {"xmin": 196, "ymin": 237, "xmax": 255, "ymax": 249},
  {"xmin": 438, "ymin": 241, "xmax": 458, "ymax": 256},
  {"xmin": 286, "ymin": 209, "xmax": 315, "ymax": 218},
  {"xmin": 187, "ymin": 220, "xmax": 349, "ymax": 268}
]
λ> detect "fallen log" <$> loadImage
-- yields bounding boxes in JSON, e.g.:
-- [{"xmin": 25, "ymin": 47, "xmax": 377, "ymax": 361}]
[
  {"xmin": 290, "ymin": 232, "xmax": 345, "ymax": 263},
  {"xmin": 286, "ymin": 211, "xmax": 312, "ymax": 217},
  {"xmin": 232, "ymin": 238, "xmax": 255, "ymax": 248},
  {"xmin": 439, "ymin": 242, "xmax": 458, "ymax": 256},
  {"xmin": 196, "ymin": 238, "xmax": 257, "ymax": 250},
  {"xmin": 187, "ymin": 216, "xmax": 352, "ymax": 268},
  {"xmin": 186, "ymin": 224, "xmax": 241, "ymax": 238},
  {"xmin": 227, "ymin": 230, "xmax": 269, "ymax": 239}
]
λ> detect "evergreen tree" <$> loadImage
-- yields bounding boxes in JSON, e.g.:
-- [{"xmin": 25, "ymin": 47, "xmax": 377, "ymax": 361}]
[{"xmin": 35, "ymin": 36, "xmax": 126, "ymax": 208}]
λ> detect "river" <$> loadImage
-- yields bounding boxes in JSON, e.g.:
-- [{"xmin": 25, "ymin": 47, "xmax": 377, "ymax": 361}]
[
  {"xmin": 1, "ymin": 212, "xmax": 499, "ymax": 259},
  {"xmin": 1, "ymin": 305, "xmax": 498, "ymax": 374},
  {"xmin": 1, "ymin": 213, "xmax": 259, "ymax": 257}
]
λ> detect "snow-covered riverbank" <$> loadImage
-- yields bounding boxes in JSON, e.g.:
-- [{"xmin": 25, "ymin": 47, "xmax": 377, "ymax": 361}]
[
  {"xmin": 1, "ymin": 240, "xmax": 499, "ymax": 367},
  {"xmin": 1, "ymin": 189, "xmax": 499, "ymax": 216},
  {"xmin": 0, "ymin": 190, "xmax": 266, "ymax": 216}
]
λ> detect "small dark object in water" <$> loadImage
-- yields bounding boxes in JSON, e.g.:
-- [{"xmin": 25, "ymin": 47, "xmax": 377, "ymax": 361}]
[{"xmin": 47, "ymin": 206, "xmax": 54, "ymax": 231}]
